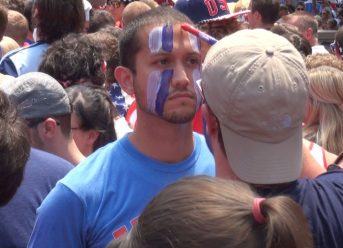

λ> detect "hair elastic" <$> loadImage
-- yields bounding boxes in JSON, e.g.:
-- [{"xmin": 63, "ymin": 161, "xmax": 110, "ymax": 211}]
[{"xmin": 252, "ymin": 197, "xmax": 266, "ymax": 224}]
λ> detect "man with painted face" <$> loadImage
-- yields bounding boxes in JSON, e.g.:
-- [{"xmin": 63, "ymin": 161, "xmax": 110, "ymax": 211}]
[{"xmin": 28, "ymin": 7, "xmax": 215, "ymax": 248}]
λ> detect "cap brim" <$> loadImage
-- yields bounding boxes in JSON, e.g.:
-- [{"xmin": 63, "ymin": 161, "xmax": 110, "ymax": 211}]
[
  {"xmin": 220, "ymin": 123, "xmax": 303, "ymax": 184},
  {"xmin": 199, "ymin": 10, "xmax": 250, "ymax": 24}
]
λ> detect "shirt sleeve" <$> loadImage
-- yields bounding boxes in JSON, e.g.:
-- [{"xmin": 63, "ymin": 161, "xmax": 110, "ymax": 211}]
[
  {"xmin": 0, "ymin": 57, "xmax": 18, "ymax": 77},
  {"xmin": 28, "ymin": 183, "xmax": 87, "ymax": 248}
]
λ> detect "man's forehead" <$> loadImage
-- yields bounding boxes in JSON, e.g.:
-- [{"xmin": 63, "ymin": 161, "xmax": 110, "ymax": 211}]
[{"xmin": 138, "ymin": 23, "xmax": 200, "ymax": 52}]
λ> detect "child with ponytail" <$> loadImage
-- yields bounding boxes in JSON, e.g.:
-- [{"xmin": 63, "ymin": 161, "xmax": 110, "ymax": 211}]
[{"xmin": 107, "ymin": 176, "xmax": 313, "ymax": 248}]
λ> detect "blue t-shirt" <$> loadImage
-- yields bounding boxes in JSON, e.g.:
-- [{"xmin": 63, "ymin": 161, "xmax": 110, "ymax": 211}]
[
  {"xmin": 0, "ymin": 42, "xmax": 49, "ymax": 77},
  {"xmin": 28, "ymin": 133, "xmax": 215, "ymax": 248},
  {"xmin": 0, "ymin": 148, "xmax": 73, "ymax": 248},
  {"xmin": 257, "ymin": 169, "xmax": 343, "ymax": 248}
]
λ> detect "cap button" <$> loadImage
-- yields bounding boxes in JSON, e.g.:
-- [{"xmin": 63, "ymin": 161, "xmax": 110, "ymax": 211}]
[{"xmin": 266, "ymin": 48, "xmax": 274, "ymax": 56}]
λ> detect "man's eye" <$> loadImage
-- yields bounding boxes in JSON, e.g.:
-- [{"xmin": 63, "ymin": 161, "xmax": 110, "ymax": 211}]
[
  {"xmin": 188, "ymin": 57, "xmax": 201, "ymax": 65},
  {"xmin": 155, "ymin": 58, "xmax": 169, "ymax": 65}
]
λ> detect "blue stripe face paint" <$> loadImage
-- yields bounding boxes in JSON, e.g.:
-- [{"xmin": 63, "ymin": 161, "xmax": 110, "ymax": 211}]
[
  {"xmin": 149, "ymin": 24, "xmax": 174, "ymax": 53},
  {"xmin": 147, "ymin": 69, "xmax": 173, "ymax": 116},
  {"xmin": 155, "ymin": 69, "xmax": 173, "ymax": 115}
]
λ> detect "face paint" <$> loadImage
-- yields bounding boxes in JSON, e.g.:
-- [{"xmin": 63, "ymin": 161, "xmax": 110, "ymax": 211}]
[
  {"xmin": 147, "ymin": 69, "xmax": 174, "ymax": 116},
  {"xmin": 192, "ymin": 68, "xmax": 203, "ymax": 110},
  {"xmin": 187, "ymin": 32, "xmax": 201, "ymax": 53},
  {"xmin": 148, "ymin": 24, "xmax": 174, "ymax": 54}
]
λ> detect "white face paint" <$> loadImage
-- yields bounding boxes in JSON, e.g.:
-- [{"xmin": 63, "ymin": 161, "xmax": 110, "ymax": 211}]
[
  {"xmin": 192, "ymin": 68, "xmax": 203, "ymax": 109},
  {"xmin": 33, "ymin": 28, "xmax": 39, "ymax": 42},
  {"xmin": 148, "ymin": 24, "xmax": 173, "ymax": 54},
  {"xmin": 148, "ymin": 26, "xmax": 163, "ymax": 54},
  {"xmin": 147, "ymin": 70, "xmax": 162, "ymax": 113},
  {"xmin": 187, "ymin": 32, "xmax": 200, "ymax": 53}
]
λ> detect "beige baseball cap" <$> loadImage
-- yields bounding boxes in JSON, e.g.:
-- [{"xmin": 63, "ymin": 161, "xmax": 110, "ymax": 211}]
[{"xmin": 202, "ymin": 29, "xmax": 309, "ymax": 184}]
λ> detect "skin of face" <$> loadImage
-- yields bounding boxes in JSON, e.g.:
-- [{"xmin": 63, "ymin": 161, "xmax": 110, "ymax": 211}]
[
  {"xmin": 71, "ymin": 112, "xmax": 93, "ymax": 156},
  {"xmin": 106, "ymin": 1, "xmax": 126, "ymax": 21},
  {"xmin": 132, "ymin": 23, "xmax": 202, "ymax": 124}
]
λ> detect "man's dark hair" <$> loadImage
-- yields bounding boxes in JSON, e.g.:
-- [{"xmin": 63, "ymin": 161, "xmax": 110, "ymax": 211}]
[
  {"xmin": 119, "ymin": 6, "xmax": 192, "ymax": 72},
  {"xmin": 271, "ymin": 23, "xmax": 312, "ymax": 57},
  {"xmin": 67, "ymin": 84, "xmax": 117, "ymax": 151},
  {"xmin": 0, "ymin": 0, "xmax": 25, "ymax": 14},
  {"xmin": 24, "ymin": 0, "xmax": 34, "ymax": 32},
  {"xmin": 39, "ymin": 33, "xmax": 105, "ymax": 87},
  {"xmin": 88, "ymin": 26, "xmax": 122, "ymax": 88},
  {"xmin": 87, "ymin": 10, "xmax": 115, "ymax": 33},
  {"xmin": 0, "ymin": 90, "xmax": 30, "ymax": 206},
  {"xmin": 34, "ymin": 0, "xmax": 85, "ymax": 43},
  {"xmin": 0, "ymin": 5, "xmax": 8, "ymax": 40},
  {"xmin": 251, "ymin": 0, "xmax": 280, "ymax": 25}
]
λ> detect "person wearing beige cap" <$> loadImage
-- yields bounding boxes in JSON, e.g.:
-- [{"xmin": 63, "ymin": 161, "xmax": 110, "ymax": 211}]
[{"xmin": 201, "ymin": 29, "xmax": 343, "ymax": 248}]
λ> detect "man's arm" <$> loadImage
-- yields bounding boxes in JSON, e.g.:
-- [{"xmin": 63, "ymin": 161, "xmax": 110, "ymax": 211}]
[{"xmin": 28, "ymin": 183, "xmax": 87, "ymax": 248}]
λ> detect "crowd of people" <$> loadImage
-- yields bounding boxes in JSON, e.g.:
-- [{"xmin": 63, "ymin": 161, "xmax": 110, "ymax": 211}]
[{"xmin": 0, "ymin": 0, "xmax": 343, "ymax": 247}]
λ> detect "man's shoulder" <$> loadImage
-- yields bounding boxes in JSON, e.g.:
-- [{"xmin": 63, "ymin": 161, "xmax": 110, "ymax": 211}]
[
  {"xmin": 29, "ymin": 148, "xmax": 73, "ymax": 172},
  {"xmin": 59, "ymin": 139, "xmax": 125, "ymax": 188},
  {"xmin": 0, "ymin": 42, "xmax": 49, "ymax": 76}
]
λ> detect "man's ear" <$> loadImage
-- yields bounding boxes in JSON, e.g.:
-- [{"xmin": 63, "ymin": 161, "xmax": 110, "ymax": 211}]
[
  {"xmin": 305, "ymin": 27, "xmax": 313, "ymax": 42},
  {"xmin": 202, "ymin": 104, "xmax": 219, "ymax": 137},
  {"xmin": 39, "ymin": 118, "xmax": 59, "ymax": 139},
  {"xmin": 254, "ymin": 11, "xmax": 262, "ymax": 23},
  {"xmin": 85, "ymin": 130, "xmax": 100, "ymax": 146},
  {"xmin": 114, "ymin": 66, "xmax": 134, "ymax": 96}
]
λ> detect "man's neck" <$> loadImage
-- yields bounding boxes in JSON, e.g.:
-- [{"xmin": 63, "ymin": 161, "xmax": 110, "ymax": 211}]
[
  {"xmin": 47, "ymin": 139, "xmax": 85, "ymax": 166},
  {"xmin": 129, "ymin": 112, "xmax": 194, "ymax": 163}
]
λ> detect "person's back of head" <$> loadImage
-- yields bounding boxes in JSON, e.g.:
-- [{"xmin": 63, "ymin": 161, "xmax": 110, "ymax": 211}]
[
  {"xmin": 33, "ymin": 0, "xmax": 85, "ymax": 43},
  {"xmin": 66, "ymin": 84, "xmax": 117, "ymax": 156},
  {"xmin": 271, "ymin": 23, "xmax": 312, "ymax": 57},
  {"xmin": 39, "ymin": 33, "xmax": 105, "ymax": 87},
  {"xmin": 5, "ymin": 71, "xmax": 72, "ymax": 140},
  {"xmin": 122, "ymin": 1, "xmax": 151, "ymax": 27},
  {"xmin": 202, "ymin": 29, "xmax": 308, "ymax": 184},
  {"xmin": 249, "ymin": 0, "xmax": 279, "ymax": 29},
  {"xmin": 0, "ymin": 0, "xmax": 25, "ymax": 14},
  {"xmin": 0, "ymin": 90, "xmax": 30, "ymax": 206},
  {"xmin": 0, "ymin": 5, "xmax": 8, "ymax": 41},
  {"xmin": 0, "ymin": 36, "xmax": 19, "ymax": 58},
  {"xmin": 305, "ymin": 53, "xmax": 343, "ymax": 70},
  {"xmin": 5, "ymin": 10, "xmax": 29, "ymax": 46},
  {"xmin": 333, "ymin": 26, "xmax": 343, "ymax": 59},
  {"xmin": 87, "ymin": 26, "xmax": 121, "ymax": 88},
  {"xmin": 304, "ymin": 66, "xmax": 343, "ymax": 154},
  {"xmin": 139, "ymin": 0, "xmax": 158, "ymax": 9},
  {"xmin": 87, "ymin": 10, "xmax": 115, "ymax": 33},
  {"xmin": 280, "ymin": 12, "xmax": 318, "ymax": 46},
  {"xmin": 108, "ymin": 176, "xmax": 313, "ymax": 248}
]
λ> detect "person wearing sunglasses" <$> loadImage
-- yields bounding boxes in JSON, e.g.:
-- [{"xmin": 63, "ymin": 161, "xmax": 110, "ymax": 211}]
[
  {"xmin": 105, "ymin": 0, "xmax": 133, "ymax": 28},
  {"xmin": 295, "ymin": 2, "xmax": 305, "ymax": 12}
]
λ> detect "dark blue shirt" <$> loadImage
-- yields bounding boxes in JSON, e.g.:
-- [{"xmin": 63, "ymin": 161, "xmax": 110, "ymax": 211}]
[
  {"xmin": 257, "ymin": 169, "xmax": 343, "ymax": 248},
  {"xmin": 0, "ymin": 148, "xmax": 73, "ymax": 248}
]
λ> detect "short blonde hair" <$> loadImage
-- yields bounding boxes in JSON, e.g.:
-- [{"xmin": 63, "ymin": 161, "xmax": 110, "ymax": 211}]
[{"xmin": 0, "ymin": 36, "xmax": 19, "ymax": 58}]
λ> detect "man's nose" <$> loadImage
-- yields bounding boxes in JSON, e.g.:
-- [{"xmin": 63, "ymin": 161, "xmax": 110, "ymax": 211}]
[{"xmin": 170, "ymin": 63, "xmax": 190, "ymax": 89}]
